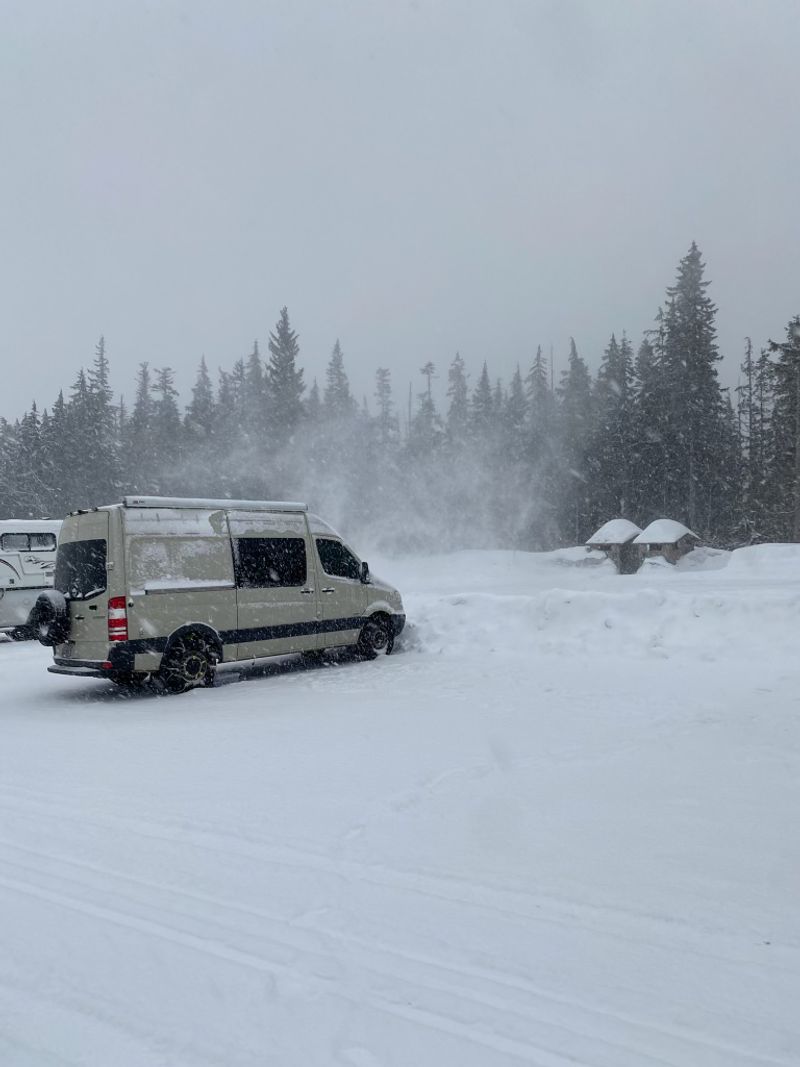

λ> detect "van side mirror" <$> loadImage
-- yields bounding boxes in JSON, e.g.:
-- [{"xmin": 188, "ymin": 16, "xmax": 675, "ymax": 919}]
[{"xmin": 360, "ymin": 561, "xmax": 370, "ymax": 584}]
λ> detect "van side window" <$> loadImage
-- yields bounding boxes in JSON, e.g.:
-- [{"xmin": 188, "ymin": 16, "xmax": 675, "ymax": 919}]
[
  {"xmin": 316, "ymin": 539, "xmax": 360, "ymax": 580},
  {"xmin": 1, "ymin": 533, "xmax": 29, "ymax": 551},
  {"xmin": 233, "ymin": 537, "xmax": 307, "ymax": 588},
  {"xmin": 29, "ymin": 532, "xmax": 57, "ymax": 551}
]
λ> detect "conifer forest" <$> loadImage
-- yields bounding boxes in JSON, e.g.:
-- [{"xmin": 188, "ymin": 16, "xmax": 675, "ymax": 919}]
[{"xmin": 2, "ymin": 242, "xmax": 799, "ymax": 551}]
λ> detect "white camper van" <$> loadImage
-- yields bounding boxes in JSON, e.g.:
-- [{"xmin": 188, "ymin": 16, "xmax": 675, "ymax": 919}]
[
  {"xmin": 33, "ymin": 497, "xmax": 405, "ymax": 693},
  {"xmin": 0, "ymin": 519, "xmax": 62, "ymax": 640}
]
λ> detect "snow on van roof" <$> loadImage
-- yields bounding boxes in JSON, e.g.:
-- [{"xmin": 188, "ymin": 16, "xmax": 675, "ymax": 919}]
[
  {"xmin": 307, "ymin": 513, "xmax": 342, "ymax": 538},
  {"xmin": 633, "ymin": 518, "xmax": 699, "ymax": 544},
  {"xmin": 586, "ymin": 518, "xmax": 642, "ymax": 545},
  {"xmin": 122, "ymin": 496, "xmax": 307, "ymax": 512},
  {"xmin": 0, "ymin": 519, "xmax": 62, "ymax": 533}
]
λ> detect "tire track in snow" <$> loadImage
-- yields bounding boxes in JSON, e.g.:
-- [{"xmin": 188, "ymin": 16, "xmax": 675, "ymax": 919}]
[
  {"xmin": 0, "ymin": 785, "xmax": 790, "ymax": 973},
  {"xmin": 0, "ymin": 865, "xmax": 603, "ymax": 1067},
  {"xmin": 0, "ymin": 839, "xmax": 794, "ymax": 1067}
]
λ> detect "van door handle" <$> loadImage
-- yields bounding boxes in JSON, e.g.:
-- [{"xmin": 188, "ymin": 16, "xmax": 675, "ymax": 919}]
[
  {"xmin": 321, "ymin": 588, "xmax": 335, "ymax": 594},
  {"xmin": 73, "ymin": 614, "xmax": 85, "ymax": 621},
  {"xmin": 300, "ymin": 588, "xmax": 315, "ymax": 595}
]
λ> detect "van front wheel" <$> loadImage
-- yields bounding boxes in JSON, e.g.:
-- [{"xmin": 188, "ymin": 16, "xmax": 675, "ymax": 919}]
[
  {"xmin": 357, "ymin": 616, "xmax": 393, "ymax": 660},
  {"xmin": 156, "ymin": 632, "xmax": 216, "ymax": 694}
]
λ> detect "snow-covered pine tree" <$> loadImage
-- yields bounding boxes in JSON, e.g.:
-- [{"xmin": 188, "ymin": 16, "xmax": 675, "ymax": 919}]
[
  {"xmin": 556, "ymin": 338, "xmax": 593, "ymax": 541},
  {"xmin": 588, "ymin": 332, "xmax": 635, "ymax": 521},
  {"xmin": 661, "ymin": 242, "xmax": 729, "ymax": 534},
  {"xmin": 267, "ymin": 307, "xmax": 305, "ymax": 444},
  {"xmin": 125, "ymin": 363, "xmax": 158, "ymax": 493},
  {"xmin": 151, "ymin": 366, "xmax": 182, "ymax": 488},
  {"xmin": 445, "ymin": 353, "xmax": 469, "ymax": 450},
  {"xmin": 244, "ymin": 341, "xmax": 268, "ymax": 441},
  {"xmin": 323, "ymin": 340, "xmax": 355, "ymax": 419},
  {"xmin": 409, "ymin": 362, "xmax": 442, "ymax": 456},
  {"xmin": 470, "ymin": 362, "xmax": 493, "ymax": 440},
  {"xmin": 185, "ymin": 356, "xmax": 216, "ymax": 445},
  {"xmin": 85, "ymin": 336, "xmax": 120, "ymax": 503},
  {"xmin": 766, "ymin": 315, "xmax": 800, "ymax": 539}
]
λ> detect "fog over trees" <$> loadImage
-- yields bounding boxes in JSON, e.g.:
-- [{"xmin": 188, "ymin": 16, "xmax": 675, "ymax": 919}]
[{"xmin": 2, "ymin": 243, "xmax": 799, "ymax": 552}]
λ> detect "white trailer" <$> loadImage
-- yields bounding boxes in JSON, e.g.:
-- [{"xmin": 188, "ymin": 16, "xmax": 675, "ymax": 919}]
[{"xmin": 0, "ymin": 519, "xmax": 62, "ymax": 639}]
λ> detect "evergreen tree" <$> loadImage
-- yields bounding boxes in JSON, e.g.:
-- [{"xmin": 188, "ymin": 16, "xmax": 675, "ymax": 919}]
[
  {"xmin": 125, "ymin": 362, "xmax": 157, "ymax": 491},
  {"xmin": 525, "ymin": 345, "xmax": 555, "ymax": 461},
  {"xmin": 14, "ymin": 402, "xmax": 50, "ymax": 516},
  {"xmin": 556, "ymin": 338, "xmax": 593, "ymax": 540},
  {"xmin": 445, "ymin": 353, "xmax": 469, "ymax": 448},
  {"xmin": 374, "ymin": 367, "xmax": 398, "ymax": 450},
  {"xmin": 323, "ymin": 340, "xmax": 355, "ymax": 418},
  {"xmin": 409, "ymin": 362, "xmax": 442, "ymax": 454},
  {"xmin": 306, "ymin": 378, "xmax": 322, "ymax": 423},
  {"xmin": 152, "ymin": 366, "xmax": 182, "ymax": 472},
  {"xmin": 504, "ymin": 365, "xmax": 527, "ymax": 462},
  {"xmin": 588, "ymin": 332, "xmax": 635, "ymax": 519},
  {"xmin": 766, "ymin": 316, "xmax": 800, "ymax": 539},
  {"xmin": 471, "ymin": 362, "xmax": 493, "ymax": 438},
  {"xmin": 244, "ymin": 341, "xmax": 268, "ymax": 438},
  {"xmin": 661, "ymin": 243, "xmax": 728, "ymax": 533},
  {"xmin": 266, "ymin": 306, "xmax": 305, "ymax": 441},
  {"xmin": 735, "ymin": 337, "xmax": 769, "ymax": 541},
  {"xmin": 185, "ymin": 356, "xmax": 216, "ymax": 444},
  {"xmin": 41, "ymin": 390, "xmax": 70, "ymax": 516},
  {"xmin": 85, "ymin": 336, "xmax": 119, "ymax": 502}
]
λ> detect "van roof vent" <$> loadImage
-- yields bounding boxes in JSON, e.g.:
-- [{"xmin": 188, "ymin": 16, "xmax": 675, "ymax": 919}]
[{"xmin": 122, "ymin": 495, "xmax": 308, "ymax": 513}]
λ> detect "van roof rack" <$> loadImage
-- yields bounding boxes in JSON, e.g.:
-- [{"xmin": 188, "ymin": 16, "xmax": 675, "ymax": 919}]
[{"xmin": 122, "ymin": 496, "xmax": 308, "ymax": 512}]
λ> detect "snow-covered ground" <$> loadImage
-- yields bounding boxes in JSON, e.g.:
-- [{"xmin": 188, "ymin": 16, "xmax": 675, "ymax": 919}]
[{"xmin": 1, "ymin": 546, "xmax": 799, "ymax": 1066}]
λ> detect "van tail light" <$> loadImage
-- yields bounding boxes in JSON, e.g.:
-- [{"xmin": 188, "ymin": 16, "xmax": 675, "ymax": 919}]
[{"xmin": 107, "ymin": 596, "xmax": 128, "ymax": 642}]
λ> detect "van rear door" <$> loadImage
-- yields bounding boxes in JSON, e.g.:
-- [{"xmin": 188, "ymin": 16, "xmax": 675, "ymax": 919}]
[{"xmin": 54, "ymin": 511, "xmax": 110, "ymax": 661}]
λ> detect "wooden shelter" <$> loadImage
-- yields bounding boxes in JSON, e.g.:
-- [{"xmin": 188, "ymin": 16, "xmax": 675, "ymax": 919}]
[
  {"xmin": 586, "ymin": 518, "xmax": 643, "ymax": 574},
  {"xmin": 633, "ymin": 519, "xmax": 700, "ymax": 564}
]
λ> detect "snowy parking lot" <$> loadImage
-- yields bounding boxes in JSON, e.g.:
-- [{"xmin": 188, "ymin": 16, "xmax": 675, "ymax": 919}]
[{"xmin": 1, "ymin": 547, "xmax": 799, "ymax": 1066}]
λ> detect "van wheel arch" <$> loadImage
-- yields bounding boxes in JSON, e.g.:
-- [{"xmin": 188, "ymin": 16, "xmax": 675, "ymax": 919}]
[
  {"xmin": 155, "ymin": 625, "xmax": 222, "ymax": 694},
  {"xmin": 356, "ymin": 612, "xmax": 394, "ymax": 659}
]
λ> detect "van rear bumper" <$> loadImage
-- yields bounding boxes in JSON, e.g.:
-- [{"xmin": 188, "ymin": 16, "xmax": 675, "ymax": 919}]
[
  {"xmin": 48, "ymin": 663, "xmax": 111, "ymax": 679},
  {"xmin": 50, "ymin": 644, "xmax": 138, "ymax": 677}
]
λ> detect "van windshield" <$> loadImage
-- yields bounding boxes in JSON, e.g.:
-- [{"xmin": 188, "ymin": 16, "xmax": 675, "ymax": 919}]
[{"xmin": 54, "ymin": 540, "xmax": 107, "ymax": 600}]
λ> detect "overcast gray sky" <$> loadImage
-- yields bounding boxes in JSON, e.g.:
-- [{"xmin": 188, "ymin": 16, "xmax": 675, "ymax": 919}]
[{"xmin": 1, "ymin": 0, "xmax": 799, "ymax": 419}]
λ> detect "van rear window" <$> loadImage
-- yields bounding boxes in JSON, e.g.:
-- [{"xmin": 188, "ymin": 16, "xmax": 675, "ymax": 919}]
[{"xmin": 54, "ymin": 540, "xmax": 107, "ymax": 600}]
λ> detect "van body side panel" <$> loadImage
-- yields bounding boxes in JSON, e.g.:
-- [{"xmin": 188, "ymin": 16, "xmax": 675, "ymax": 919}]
[
  {"xmin": 123, "ymin": 507, "xmax": 237, "ymax": 663},
  {"xmin": 229, "ymin": 510, "xmax": 320, "ymax": 659}
]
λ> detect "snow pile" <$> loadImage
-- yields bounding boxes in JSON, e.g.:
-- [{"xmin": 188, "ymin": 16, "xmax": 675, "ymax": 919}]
[
  {"xmin": 724, "ymin": 541, "xmax": 800, "ymax": 572},
  {"xmin": 396, "ymin": 543, "xmax": 800, "ymax": 662}
]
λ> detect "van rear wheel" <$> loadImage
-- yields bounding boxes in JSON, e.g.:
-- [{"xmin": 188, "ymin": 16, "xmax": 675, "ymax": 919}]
[
  {"xmin": 357, "ymin": 616, "xmax": 394, "ymax": 660},
  {"xmin": 156, "ymin": 632, "xmax": 216, "ymax": 694}
]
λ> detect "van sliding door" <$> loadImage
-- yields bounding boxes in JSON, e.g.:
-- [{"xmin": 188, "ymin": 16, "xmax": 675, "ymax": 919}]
[{"xmin": 228, "ymin": 511, "xmax": 320, "ymax": 660}]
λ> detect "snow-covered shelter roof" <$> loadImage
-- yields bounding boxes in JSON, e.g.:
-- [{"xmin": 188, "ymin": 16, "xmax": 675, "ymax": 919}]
[
  {"xmin": 633, "ymin": 519, "xmax": 699, "ymax": 545},
  {"xmin": 586, "ymin": 519, "xmax": 642, "ymax": 546}
]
